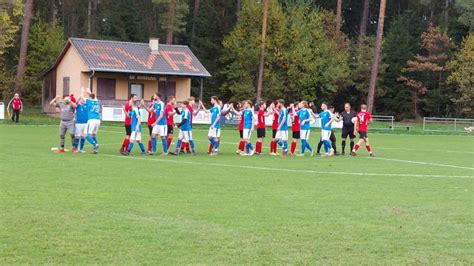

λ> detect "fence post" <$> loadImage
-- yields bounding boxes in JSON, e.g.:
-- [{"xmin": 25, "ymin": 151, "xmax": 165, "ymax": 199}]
[
  {"xmin": 454, "ymin": 119, "xmax": 457, "ymax": 131},
  {"xmin": 423, "ymin": 117, "xmax": 426, "ymax": 132},
  {"xmin": 391, "ymin": 116, "xmax": 394, "ymax": 131}
]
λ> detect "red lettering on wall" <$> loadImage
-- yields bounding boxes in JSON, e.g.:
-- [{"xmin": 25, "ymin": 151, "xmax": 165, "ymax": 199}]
[
  {"xmin": 84, "ymin": 45, "xmax": 126, "ymax": 68},
  {"xmin": 161, "ymin": 51, "xmax": 200, "ymax": 72}
]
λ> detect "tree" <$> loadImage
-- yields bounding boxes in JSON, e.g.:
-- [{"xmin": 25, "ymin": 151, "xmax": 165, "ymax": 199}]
[
  {"xmin": 447, "ymin": 33, "xmax": 474, "ymax": 116},
  {"xmin": 153, "ymin": 0, "xmax": 189, "ymax": 44},
  {"xmin": 367, "ymin": 0, "xmax": 386, "ymax": 113},
  {"xmin": 398, "ymin": 23, "xmax": 453, "ymax": 117},
  {"xmin": 16, "ymin": 0, "xmax": 33, "ymax": 93},
  {"xmin": 454, "ymin": 0, "xmax": 474, "ymax": 31},
  {"xmin": 336, "ymin": 0, "xmax": 342, "ymax": 34},
  {"xmin": 256, "ymin": 0, "xmax": 269, "ymax": 100},
  {"xmin": 24, "ymin": 20, "xmax": 65, "ymax": 103},
  {"xmin": 359, "ymin": 0, "xmax": 369, "ymax": 42},
  {"xmin": 381, "ymin": 11, "xmax": 423, "ymax": 118}
]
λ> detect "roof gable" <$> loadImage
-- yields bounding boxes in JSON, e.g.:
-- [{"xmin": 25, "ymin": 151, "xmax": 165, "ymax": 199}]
[{"xmin": 68, "ymin": 38, "xmax": 211, "ymax": 77}]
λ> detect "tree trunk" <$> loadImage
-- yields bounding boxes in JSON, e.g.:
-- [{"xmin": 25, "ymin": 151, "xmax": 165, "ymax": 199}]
[
  {"xmin": 256, "ymin": 0, "xmax": 269, "ymax": 100},
  {"xmin": 236, "ymin": 0, "xmax": 241, "ymax": 18},
  {"xmin": 359, "ymin": 0, "xmax": 369, "ymax": 43},
  {"xmin": 336, "ymin": 0, "xmax": 342, "ymax": 34},
  {"xmin": 191, "ymin": 0, "xmax": 201, "ymax": 40},
  {"xmin": 367, "ymin": 0, "xmax": 386, "ymax": 113},
  {"xmin": 166, "ymin": 0, "xmax": 176, "ymax": 44},
  {"xmin": 444, "ymin": 0, "xmax": 449, "ymax": 29},
  {"xmin": 87, "ymin": 0, "xmax": 92, "ymax": 36},
  {"xmin": 16, "ymin": 0, "xmax": 34, "ymax": 93},
  {"xmin": 49, "ymin": 0, "xmax": 56, "ymax": 24}
]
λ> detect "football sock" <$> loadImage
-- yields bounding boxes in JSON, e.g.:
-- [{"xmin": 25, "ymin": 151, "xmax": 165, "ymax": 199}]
[
  {"xmin": 245, "ymin": 142, "xmax": 253, "ymax": 152},
  {"xmin": 353, "ymin": 144, "xmax": 360, "ymax": 152},
  {"xmin": 301, "ymin": 140, "xmax": 306, "ymax": 154},
  {"xmin": 290, "ymin": 141, "xmax": 297, "ymax": 154},
  {"xmin": 341, "ymin": 140, "xmax": 346, "ymax": 153},
  {"xmin": 306, "ymin": 140, "xmax": 313, "ymax": 152},
  {"xmin": 93, "ymin": 136, "xmax": 97, "ymax": 144},
  {"xmin": 152, "ymin": 138, "xmax": 157, "ymax": 153},
  {"xmin": 121, "ymin": 138, "xmax": 128, "ymax": 151},
  {"xmin": 73, "ymin": 137, "xmax": 79, "ymax": 149},
  {"xmin": 317, "ymin": 140, "xmax": 323, "ymax": 153},
  {"xmin": 166, "ymin": 137, "xmax": 172, "ymax": 149},
  {"xmin": 323, "ymin": 140, "xmax": 332, "ymax": 153},
  {"xmin": 270, "ymin": 141, "xmax": 275, "ymax": 153},
  {"xmin": 127, "ymin": 142, "xmax": 134, "ymax": 153},
  {"xmin": 282, "ymin": 141, "xmax": 288, "ymax": 152},
  {"xmin": 239, "ymin": 141, "xmax": 245, "ymax": 151},
  {"xmin": 208, "ymin": 143, "xmax": 213, "ymax": 153},
  {"xmin": 213, "ymin": 139, "xmax": 220, "ymax": 151},
  {"xmin": 331, "ymin": 141, "xmax": 337, "ymax": 153},
  {"xmin": 276, "ymin": 140, "xmax": 282, "ymax": 147},
  {"xmin": 256, "ymin": 141, "xmax": 262, "ymax": 153},
  {"xmin": 147, "ymin": 139, "xmax": 152, "ymax": 152},
  {"xmin": 60, "ymin": 134, "xmax": 65, "ymax": 147},
  {"xmin": 161, "ymin": 138, "xmax": 168, "ymax": 153},
  {"xmin": 186, "ymin": 142, "xmax": 190, "ymax": 152},
  {"xmin": 175, "ymin": 140, "xmax": 182, "ymax": 153},
  {"xmin": 350, "ymin": 141, "xmax": 355, "ymax": 152},
  {"xmin": 189, "ymin": 140, "xmax": 195, "ymax": 152},
  {"xmin": 138, "ymin": 143, "xmax": 145, "ymax": 153},
  {"xmin": 123, "ymin": 139, "xmax": 130, "ymax": 151},
  {"xmin": 80, "ymin": 138, "xmax": 85, "ymax": 150},
  {"xmin": 86, "ymin": 135, "xmax": 96, "ymax": 147},
  {"xmin": 366, "ymin": 145, "xmax": 372, "ymax": 153}
]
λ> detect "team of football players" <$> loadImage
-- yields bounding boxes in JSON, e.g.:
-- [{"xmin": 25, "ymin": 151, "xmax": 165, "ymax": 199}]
[{"xmin": 51, "ymin": 89, "xmax": 374, "ymax": 157}]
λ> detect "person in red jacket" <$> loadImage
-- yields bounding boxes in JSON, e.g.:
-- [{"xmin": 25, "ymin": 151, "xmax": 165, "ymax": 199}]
[
  {"xmin": 165, "ymin": 96, "xmax": 178, "ymax": 149},
  {"xmin": 7, "ymin": 93, "xmax": 23, "ymax": 123},
  {"xmin": 269, "ymin": 102, "xmax": 279, "ymax": 155},
  {"xmin": 290, "ymin": 102, "xmax": 300, "ymax": 155}
]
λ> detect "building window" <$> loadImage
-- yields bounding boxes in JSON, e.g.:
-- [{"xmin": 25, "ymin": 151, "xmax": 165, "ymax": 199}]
[
  {"xmin": 130, "ymin": 83, "xmax": 144, "ymax": 100},
  {"xmin": 63, "ymin": 77, "xmax": 70, "ymax": 96},
  {"xmin": 158, "ymin": 81, "xmax": 176, "ymax": 102},
  {"xmin": 97, "ymin": 78, "xmax": 116, "ymax": 100}
]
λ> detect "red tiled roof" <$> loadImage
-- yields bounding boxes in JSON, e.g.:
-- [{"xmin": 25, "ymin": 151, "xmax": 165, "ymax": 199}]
[{"xmin": 52, "ymin": 38, "xmax": 211, "ymax": 77}]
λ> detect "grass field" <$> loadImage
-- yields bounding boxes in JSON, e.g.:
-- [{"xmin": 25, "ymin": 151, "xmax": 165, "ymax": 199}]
[{"xmin": 0, "ymin": 119, "xmax": 473, "ymax": 264}]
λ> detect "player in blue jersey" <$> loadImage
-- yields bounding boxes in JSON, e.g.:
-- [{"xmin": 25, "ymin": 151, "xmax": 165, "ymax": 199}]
[
  {"xmin": 240, "ymin": 100, "xmax": 256, "ymax": 156},
  {"xmin": 73, "ymin": 97, "xmax": 88, "ymax": 153},
  {"xmin": 171, "ymin": 101, "xmax": 196, "ymax": 156},
  {"xmin": 318, "ymin": 102, "xmax": 335, "ymax": 156},
  {"xmin": 149, "ymin": 93, "xmax": 169, "ymax": 155},
  {"xmin": 275, "ymin": 99, "xmax": 289, "ymax": 156},
  {"xmin": 296, "ymin": 101, "xmax": 314, "ymax": 156},
  {"xmin": 82, "ymin": 87, "xmax": 101, "ymax": 154},
  {"xmin": 122, "ymin": 100, "xmax": 146, "ymax": 155},
  {"xmin": 200, "ymin": 96, "xmax": 221, "ymax": 155}
]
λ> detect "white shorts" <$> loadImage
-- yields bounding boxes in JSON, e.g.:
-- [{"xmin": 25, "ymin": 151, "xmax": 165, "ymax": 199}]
[
  {"xmin": 75, "ymin": 123, "xmax": 87, "ymax": 137},
  {"xmin": 243, "ymin": 128, "xmax": 252, "ymax": 139},
  {"xmin": 321, "ymin": 129, "xmax": 331, "ymax": 141},
  {"xmin": 178, "ymin": 130, "xmax": 192, "ymax": 141},
  {"xmin": 130, "ymin": 131, "xmax": 142, "ymax": 141},
  {"xmin": 152, "ymin": 125, "xmax": 167, "ymax": 137},
  {"xmin": 86, "ymin": 119, "xmax": 101, "ymax": 135},
  {"xmin": 276, "ymin": 130, "xmax": 288, "ymax": 141},
  {"xmin": 300, "ymin": 129, "xmax": 311, "ymax": 140},
  {"xmin": 208, "ymin": 128, "xmax": 221, "ymax": 138}
]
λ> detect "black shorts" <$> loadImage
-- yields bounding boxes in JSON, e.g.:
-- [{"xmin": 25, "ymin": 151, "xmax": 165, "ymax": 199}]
[
  {"xmin": 342, "ymin": 127, "xmax": 355, "ymax": 139},
  {"xmin": 239, "ymin": 129, "xmax": 243, "ymax": 139},
  {"xmin": 148, "ymin": 125, "xmax": 153, "ymax": 136},
  {"xmin": 292, "ymin": 130, "xmax": 300, "ymax": 139},
  {"xmin": 125, "ymin": 125, "xmax": 131, "ymax": 136},
  {"xmin": 257, "ymin": 128, "xmax": 266, "ymax": 138},
  {"xmin": 359, "ymin": 131, "xmax": 368, "ymax": 139},
  {"xmin": 272, "ymin": 129, "xmax": 277, "ymax": 138},
  {"xmin": 167, "ymin": 125, "xmax": 174, "ymax": 135}
]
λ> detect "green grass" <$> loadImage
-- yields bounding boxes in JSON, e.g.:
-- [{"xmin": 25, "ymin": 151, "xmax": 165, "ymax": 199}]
[{"xmin": 0, "ymin": 118, "xmax": 473, "ymax": 264}]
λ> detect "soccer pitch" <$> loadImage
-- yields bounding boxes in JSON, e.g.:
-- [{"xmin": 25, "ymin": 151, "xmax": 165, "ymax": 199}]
[{"xmin": 0, "ymin": 124, "xmax": 473, "ymax": 264}]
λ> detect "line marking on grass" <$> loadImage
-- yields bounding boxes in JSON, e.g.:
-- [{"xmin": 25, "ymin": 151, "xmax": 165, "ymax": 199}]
[
  {"xmin": 101, "ymin": 154, "xmax": 474, "ymax": 179},
  {"xmin": 369, "ymin": 157, "xmax": 474, "ymax": 171}
]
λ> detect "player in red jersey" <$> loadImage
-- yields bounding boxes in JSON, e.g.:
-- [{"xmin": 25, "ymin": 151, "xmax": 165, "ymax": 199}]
[
  {"xmin": 290, "ymin": 102, "xmax": 300, "ymax": 155},
  {"xmin": 269, "ymin": 102, "xmax": 280, "ymax": 155},
  {"xmin": 230, "ymin": 101, "xmax": 246, "ymax": 154},
  {"xmin": 165, "ymin": 96, "xmax": 178, "ymax": 149},
  {"xmin": 145, "ymin": 94, "xmax": 158, "ymax": 153},
  {"xmin": 7, "ymin": 93, "xmax": 23, "ymax": 123},
  {"xmin": 255, "ymin": 101, "xmax": 271, "ymax": 155},
  {"xmin": 351, "ymin": 104, "xmax": 374, "ymax": 156},
  {"xmin": 179, "ymin": 97, "xmax": 200, "ymax": 154},
  {"xmin": 120, "ymin": 94, "xmax": 137, "ymax": 153}
]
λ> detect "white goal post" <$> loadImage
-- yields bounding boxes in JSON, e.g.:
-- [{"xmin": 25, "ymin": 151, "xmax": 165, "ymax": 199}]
[
  {"xmin": 423, "ymin": 117, "xmax": 474, "ymax": 133},
  {"xmin": 371, "ymin": 115, "xmax": 395, "ymax": 131},
  {"xmin": 0, "ymin": 102, "xmax": 4, "ymax": 120}
]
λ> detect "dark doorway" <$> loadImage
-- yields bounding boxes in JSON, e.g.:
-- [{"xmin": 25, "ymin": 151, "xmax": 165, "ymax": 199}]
[
  {"xmin": 159, "ymin": 81, "xmax": 176, "ymax": 102},
  {"xmin": 97, "ymin": 78, "xmax": 116, "ymax": 100}
]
